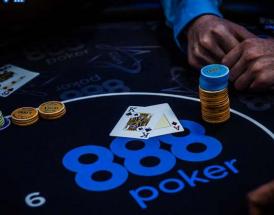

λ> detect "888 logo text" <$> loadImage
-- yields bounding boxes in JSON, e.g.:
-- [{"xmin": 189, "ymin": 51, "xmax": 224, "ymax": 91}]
[{"xmin": 63, "ymin": 120, "xmax": 239, "ymax": 209}]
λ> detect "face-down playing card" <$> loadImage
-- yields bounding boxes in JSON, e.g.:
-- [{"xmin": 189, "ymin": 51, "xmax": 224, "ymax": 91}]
[{"xmin": 110, "ymin": 104, "xmax": 184, "ymax": 139}]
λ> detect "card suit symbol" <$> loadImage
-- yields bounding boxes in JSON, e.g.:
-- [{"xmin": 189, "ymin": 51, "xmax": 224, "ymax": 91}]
[
  {"xmin": 137, "ymin": 126, "xmax": 144, "ymax": 131},
  {"xmin": 133, "ymin": 113, "xmax": 140, "ymax": 118},
  {"xmin": 172, "ymin": 122, "xmax": 177, "ymax": 126},
  {"xmin": 141, "ymin": 132, "xmax": 149, "ymax": 138},
  {"xmin": 145, "ymin": 127, "xmax": 152, "ymax": 132},
  {"xmin": 126, "ymin": 112, "xmax": 132, "ymax": 116},
  {"xmin": 3, "ymin": 91, "xmax": 9, "ymax": 95}
]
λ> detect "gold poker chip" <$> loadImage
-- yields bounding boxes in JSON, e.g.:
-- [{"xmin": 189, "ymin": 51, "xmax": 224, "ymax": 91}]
[
  {"xmin": 12, "ymin": 117, "xmax": 39, "ymax": 127},
  {"xmin": 199, "ymin": 87, "xmax": 230, "ymax": 124},
  {"xmin": 10, "ymin": 101, "xmax": 67, "ymax": 127},
  {"xmin": 38, "ymin": 101, "xmax": 66, "ymax": 120},
  {"xmin": 38, "ymin": 101, "xmax": 65, "ymax": 115},
  {"xmin": 11, "ymin": 107, "xmax": 38, "ymax": 120},
  {"xmin": 11, "ymin": 107, "xmax": 39, "ymax": 126}
]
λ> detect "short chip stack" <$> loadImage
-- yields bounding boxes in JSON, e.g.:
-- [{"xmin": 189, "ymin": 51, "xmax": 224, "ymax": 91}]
[
  {"xmin": 38, "ymin": 101, "xmax": 66, "ymax": 120},
  {"xmin": 199, "ymin": 64, "xmax": 230, "ymax": 124},
  {"xmin": 0, "ymin": 111, "xmax": 5, "ymax": 127},
  {"xmin": 11, "ymin": 107, "xmax": 39, "ymax": 126}
]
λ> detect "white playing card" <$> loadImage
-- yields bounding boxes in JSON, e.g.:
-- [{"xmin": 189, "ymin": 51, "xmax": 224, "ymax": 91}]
[
  {"xmin": 146, "ymin": 103, "xmax": 184, "ymax": 137},
  {"xmin": 0, "ymin": 64, "xmax": 39, "ymax": 97},
  {"xmin": 110, "ymin": 106, "xmax": 163, "ymax": 139}
]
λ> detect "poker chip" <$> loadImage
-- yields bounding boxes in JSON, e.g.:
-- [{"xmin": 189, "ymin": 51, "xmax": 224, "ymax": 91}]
[
  {"xmin": 199, "ymin": 64, "xmax": 230, "ymax": 124},
  {"xmin": 0, "ymin": 111, "xmax": 5, "ymax": 127},
  {"xmin": 38, "ymin": 101, "xmax": 66, "ymax": 120},
  {"xmin": 11, "ymin": 107, "xmax": 39, "ymax": 126}
]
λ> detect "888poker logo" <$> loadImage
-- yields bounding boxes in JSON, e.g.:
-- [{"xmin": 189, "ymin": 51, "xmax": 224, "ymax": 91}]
[{"xmin": 63, "ymin": 119, "xmax": 239, "ymax": 209}]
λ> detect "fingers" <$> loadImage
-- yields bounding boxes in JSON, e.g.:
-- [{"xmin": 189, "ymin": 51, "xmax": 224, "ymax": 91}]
[
  {"xmin": 234, "ymin": 66, "xmax": 254, "ymax": 91},
  {"xmin": 232, "ymin": 58, "xmax": 274, "ymax": 91},
  {"xmin": 233, "ymin": 56, "xmax": 274, "ymax": 91},
  {"xmin": 198, "ymin": 34, "xmax": 225, "ymax": 60},
  {"xmin": 250, "ymin": 69, "xmax": 274, "ymax": 91},
  {"xmin": 212, "ymin": 45, "xmax": 226, "ymax": 60},
  {"xmin": 188, "ymin": 43, "xmax": 203, "ymax": 70},
  {"xmin": 232, "ymin": 23, "xmax": 257, "ymax": 41},
  {"xmin": 228, "ymin": 54, "xmax": 246, "ymax": 82},
  {"xmin": 188, "ymin": 40, "xmax": 218, "ymax": 69},
  {"xmin": 212, "ymin": 28, "xmax": 239, "ymax": 53},
  {"xmin": 248, "ymin": 180, "xmax": 274, "ymax": 215},
  {"xmin": 222, "ymin": 44, "xmax": 242, "ymax": 70}
]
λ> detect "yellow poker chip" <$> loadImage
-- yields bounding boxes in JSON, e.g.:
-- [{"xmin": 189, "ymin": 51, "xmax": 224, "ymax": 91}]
[
  {"xmin": 40, "ymin": 108, "xmax": 66, "ymax": 120},
  {"xmin": 11, "ymin": 107, "xmax": 38, "ymax": 121},
  {"xmin": 11, "ymin": 107, "xmax": 39, "ymax": 127},
  {"xmin": 12, "ymin": 117, "xmax": 39, "ymax": 127},
  {"xmin": 38, "ymin": 101, "xmax": 66, "ymax": 120},
  {"xmin": 38, "ymin": 101, "xmax": 65, "ymax": 115},
  {"xmin": 199, "ymin": 87, "xmax": 230, "ymax": 124},
  {"xmin": 12, "ymin": 116, "xmax": 39, "ymax": 124}
]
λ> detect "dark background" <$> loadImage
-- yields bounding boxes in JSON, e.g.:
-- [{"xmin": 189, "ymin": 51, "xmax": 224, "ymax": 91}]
[{"xmin": 0, "ymin": 1, "xmax": 274, "ymax": 214}]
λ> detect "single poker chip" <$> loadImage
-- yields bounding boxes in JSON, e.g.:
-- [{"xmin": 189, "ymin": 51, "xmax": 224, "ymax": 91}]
[
  {"xmin": 38, "ymin": 101, "xmax": 66, "ymax": 120},
  {"xmin": 200, "ymin": 64, "xmax": 229, "ymax": 91},
  {"xmin": 11, "ymin": 107, "xmax": 39, "ymax": 126}
]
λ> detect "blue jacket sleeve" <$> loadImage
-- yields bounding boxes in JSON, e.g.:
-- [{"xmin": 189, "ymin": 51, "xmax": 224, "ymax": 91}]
[{"xmin": 161, "ymin": 0, "xmax": 222, "ymax": 48}]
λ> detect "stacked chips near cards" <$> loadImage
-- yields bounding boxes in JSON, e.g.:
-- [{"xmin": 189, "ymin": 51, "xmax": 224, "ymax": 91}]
[
  {"xmin": 38, "ymin": 101, "xmax": 66, "ymax": 120},
  {"xmin": 0, "ymin": 111, "xmax": 5, "ymax": 127},
  {"xmin": 11, "ymin": 101, "xmax": 66, "ymax": 126},
  {"xmin": 199, "ymin": 64, "xmax": 230, "ymax": 124},
  {"xmin": 11, "ymin": 107, "xmax": 39, "ymax": 126}
]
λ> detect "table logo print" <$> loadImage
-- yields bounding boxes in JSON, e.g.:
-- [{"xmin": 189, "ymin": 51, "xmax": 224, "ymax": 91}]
[{"xmin": 63, "ymin": 120, "xmax": 238, "ymax": 209}]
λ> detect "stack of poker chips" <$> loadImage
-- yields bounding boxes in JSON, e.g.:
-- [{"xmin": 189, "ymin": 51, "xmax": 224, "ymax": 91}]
[
  {"xmin": 199, "ymin": 64, "xmax": 230, "ymax": 124},
  {"xmin": 11, "ymin": 107, "xmax": 39, "ymax": 126},
  {"xmin": 38, "ymin": 101, "xmax": 66, "ymax": 120},
  {"xmin": 0, "ymin": 111, "xmax": 5, "ymax": 127}
]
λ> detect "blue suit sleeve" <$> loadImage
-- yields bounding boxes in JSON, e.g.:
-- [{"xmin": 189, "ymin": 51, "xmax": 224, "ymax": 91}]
[{"xmin": 161, "ymin": 0, "xmax": 223, "ymax": 48}]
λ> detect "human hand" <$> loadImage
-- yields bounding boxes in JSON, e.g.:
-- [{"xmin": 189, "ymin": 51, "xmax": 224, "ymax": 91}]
[
  {"xmin": 248, "ymin": 180, "xmax": 274, "ymax": 215},
  {"xmin": 187, "ymin": 15, "xmax": 255, "ymax": 69},
  {"xmin": 222, "ymin": 38, "xmax": 274, "ymax": 91}
]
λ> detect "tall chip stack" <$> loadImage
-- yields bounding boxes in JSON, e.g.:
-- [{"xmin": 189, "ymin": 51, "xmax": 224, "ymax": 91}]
[{"xmin": 199, "ymin": 64, "xmax": 230, "ymax": 124}]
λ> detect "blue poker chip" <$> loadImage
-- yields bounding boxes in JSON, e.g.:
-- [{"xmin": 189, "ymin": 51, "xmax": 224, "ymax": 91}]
[
  {"xmin": 199, "ymin": 64, "xmax": 230, "ymax": 91},
  {"xmin": 0, "ymin": 117, "xmax": 11, "ymax": 132}
]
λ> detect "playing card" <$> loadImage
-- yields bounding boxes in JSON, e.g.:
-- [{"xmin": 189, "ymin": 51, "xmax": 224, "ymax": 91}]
[
  {"xmin": 0, "ymin": 64, "xmax": 39, "ymax": 97},
  {"xmin": 110, "ymin": 106, "xmax": 163, "ymax": 139},
  {"xmin": 145, "ymin": 103, "xmax": 184, "ymax": 137}
]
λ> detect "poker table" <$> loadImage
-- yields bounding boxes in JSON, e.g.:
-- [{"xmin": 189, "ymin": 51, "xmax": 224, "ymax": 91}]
[{"xmin": 1, "ymin": 3, "xmax": 274, "ymax": 215}]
